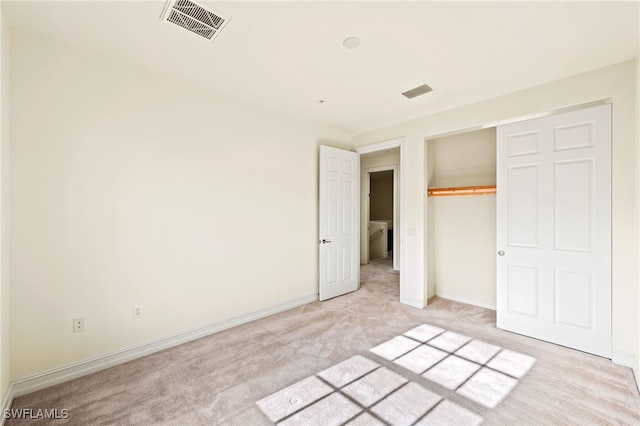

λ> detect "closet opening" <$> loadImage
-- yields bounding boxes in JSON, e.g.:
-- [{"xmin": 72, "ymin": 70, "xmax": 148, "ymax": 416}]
[{"xmin": 426, "ymin": 127, "xmax": 497, "ymax": 309}]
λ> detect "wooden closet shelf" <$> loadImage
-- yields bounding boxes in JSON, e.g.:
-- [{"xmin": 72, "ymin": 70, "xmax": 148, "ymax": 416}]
[{"xmin": 428, "ymin": 185, "xmax": 496, "ymax": 197}]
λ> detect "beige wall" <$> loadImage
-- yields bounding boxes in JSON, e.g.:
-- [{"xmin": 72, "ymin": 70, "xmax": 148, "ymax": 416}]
[
  {"xmin": 9, "ymin": 32, "xmax": 350, "ymax": 379},
  {"xmin": 353, "ymin": 60, "xmax": 638, "ymax": 362},
  {"xmin": 431, "ymin": 196, "xmax": 496, "ymax": 308},
  {"xmin": 428, "ymin": 128, "xmax": 496, "ymax": 308},
  {"xmin": 428, "ymin": 128, "xmax": 496, "ymax": 188},
  {"xmin": 0, "ymin": 5, "xmax": 11, "ymax": 404},
  {"xmin": 370, "ymin": 171, "xmax": 393, "ymax": 220}
]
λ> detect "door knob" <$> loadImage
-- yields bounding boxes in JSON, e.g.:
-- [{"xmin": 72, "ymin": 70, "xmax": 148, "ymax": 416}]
[
  {"xmin": 320, "ymin": 239, "xmax": 332, "ymax": 244},
  {"xmin": 498, "ymin": 250, "xmax": 505, "ymax": 256}
]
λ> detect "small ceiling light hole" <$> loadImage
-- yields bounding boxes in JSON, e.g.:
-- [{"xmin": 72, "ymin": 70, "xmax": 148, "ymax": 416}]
[{"xmin": 343, "ymin": 37, "xmax": 360, "ymax": 49}]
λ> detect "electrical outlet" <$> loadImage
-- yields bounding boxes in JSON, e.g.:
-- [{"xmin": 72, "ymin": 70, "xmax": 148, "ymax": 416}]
[
  {"xmin": 133, "ymin": 306, "xmax": 142, "ymax": 319},
  {"xmin": 73, "ymin": 317, "xmax": 84, "ymax": 333}
]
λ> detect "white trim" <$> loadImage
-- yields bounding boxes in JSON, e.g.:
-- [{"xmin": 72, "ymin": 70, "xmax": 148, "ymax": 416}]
[
  {"xmin": 10, "ymin": 293, "xmax": 317, "ymax": 397},
  {"xmin": 432, "ymin": 293, "xmax": 497, "ymax": 311},
  {"xmin": 611, "ymin": 351, "xmax": 635, "ymax": 368},
  {"xmin": 611, "ymin": 351, "xmax": 639, "ymax": 391},
  {"xmin": 0, "ymin": 382, "xmax": 13, "ymax": 425},
  {"xmin": 355, "ymin": 137, "xmax": 403, "ymax": 154},
  {"xmin": 356, "ymin": 137, "xmax": 406, "ymax": 304},
  {"xmin": 400, "ymin": 296, "xmax": 424, "ymax": 309},
  {"xmin": 399, "ymin": 139, "xmax": 408, "ymax": 306},
  {"xmin": 422, "ymin": 98, "xmax": 613, "ymax": 141}
]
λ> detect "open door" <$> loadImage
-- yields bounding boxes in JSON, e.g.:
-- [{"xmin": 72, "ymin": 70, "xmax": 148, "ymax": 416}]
[
  {"xmin": 319, "ymin": 145, "xmax": 360, "ymax": 301},
  {"xmin": 496, "ymin": 104, "xmax": 611, "ymax": 358}
]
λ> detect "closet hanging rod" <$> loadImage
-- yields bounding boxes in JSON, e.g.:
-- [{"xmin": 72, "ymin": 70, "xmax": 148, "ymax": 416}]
[{"xmin": 427, "ymin": 185, "xmax": 496, "ymax": 197}]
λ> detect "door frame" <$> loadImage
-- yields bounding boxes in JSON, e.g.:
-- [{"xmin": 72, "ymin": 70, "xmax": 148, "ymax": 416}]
[
  {"xmin": 364, "ymin": 165, "xmax": 398, "ymax": 270},
  {"xmin": 356, "ymin": 138, "xmax": 406, "ymax": 301}
]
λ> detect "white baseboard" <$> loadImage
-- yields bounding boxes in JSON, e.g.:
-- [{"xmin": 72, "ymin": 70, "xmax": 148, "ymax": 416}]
[
  {"xmin": 612, "ymin": 351, "xmax": 640, "ymax": 391},
  {"xmin": 433, "ymin": 293, "xmax": 496, "ymax": 310},
  {"xmin": 400, "ymin": 296, "xmax": 425, "ymax": 309},
  {"xmin": 1, "ymin": 382, "xmax": 13, "ymax": 425},
  {"xmin": 612, "ymin": 351, "xmax": 635, "ymax": 367},
  {"xmin": 9, "ymin": 293, "xmax": 318, "ymax": 398}
]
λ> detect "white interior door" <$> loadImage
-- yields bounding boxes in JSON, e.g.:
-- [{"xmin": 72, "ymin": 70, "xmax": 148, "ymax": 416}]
[
  {"xmin": 319, "ymin": 145, "xmax": 360, "ymax": 301},
  {"xmin": 497, "ymin": 104, "xmax": 611, "ymax": 358}
]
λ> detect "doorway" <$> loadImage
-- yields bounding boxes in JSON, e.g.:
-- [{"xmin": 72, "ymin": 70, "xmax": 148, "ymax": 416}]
[
  {"xmin": 360, "ymin": 150, "xmax": 399, "ymax": 270},
  {"xmin": 356, "ymin": 138, "xmax": 406, "ymax": 303},
  {"xmin": 364, "ymin": 167, "xmax": 399, "ymax": 267},
  {"xmin": 369, "ymin": 170, "xmax": 394, "ymax": 261}
]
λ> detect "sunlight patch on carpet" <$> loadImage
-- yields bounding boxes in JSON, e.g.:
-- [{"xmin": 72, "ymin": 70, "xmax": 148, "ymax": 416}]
[
  {"xmin": 416, "ymin": 400, "xmax": 484, "ymax": 426},
  {"xmin": 370, "ymin": 382, "xmax": 441, "ymax": 425},
  {"xmin": 342, "ymin": 367, "xmax": 407, "ymax": 407},
  {"xmin": 278, "ymin": 392, "xmax": 361, "ymax": 426},
  {"xmin": 256, "ymin": 323, "xmax": 537, "ymax": 425},
  {"xmin": 422, "ymin": 355, "xmax": 481, "ymax": 390},
  {"xmin": 369, "ymin": 336, "xmax": 421, "ymax": 361},
  {"xmin": 317, "ymin": 355, "xmax": 379, "ymax": 388},
  {"xmin": 256, "ymin": 376, "xmax": 333, "ymax": 423},
  {"xmin": 394, "ymin": 345, "xmax": 447, "ymax": 374}
]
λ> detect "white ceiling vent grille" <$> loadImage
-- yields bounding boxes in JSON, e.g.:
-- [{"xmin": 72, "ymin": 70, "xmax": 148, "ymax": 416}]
[{"xmin": 161, "ymin": 0, "xmax": 230, "ymax": 42}]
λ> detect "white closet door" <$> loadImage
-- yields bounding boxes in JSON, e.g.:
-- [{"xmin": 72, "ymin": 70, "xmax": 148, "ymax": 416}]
[{"xmin": 496, "ymin": 104, "xmax": 611, "ymax": 358}]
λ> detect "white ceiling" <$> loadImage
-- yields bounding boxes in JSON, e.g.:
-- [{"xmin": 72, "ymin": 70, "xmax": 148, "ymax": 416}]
[{"xmin": 3, "ymin": 1, "xmax": 639, "ymax": 135}]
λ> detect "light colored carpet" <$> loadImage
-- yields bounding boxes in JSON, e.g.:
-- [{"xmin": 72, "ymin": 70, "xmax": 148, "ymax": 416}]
[{"xmin": 7, "ymin": 258, "xmax": 640, "ymax": 425}]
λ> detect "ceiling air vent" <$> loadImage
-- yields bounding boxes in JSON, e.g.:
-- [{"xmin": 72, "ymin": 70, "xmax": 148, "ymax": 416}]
[
  {"xmin": 161, "ymin": 0, "xmax": 230, "ymax": 42},
  {"xmin": 401, "ymin": 84, "xmax": 433, "ymax": 99}
]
